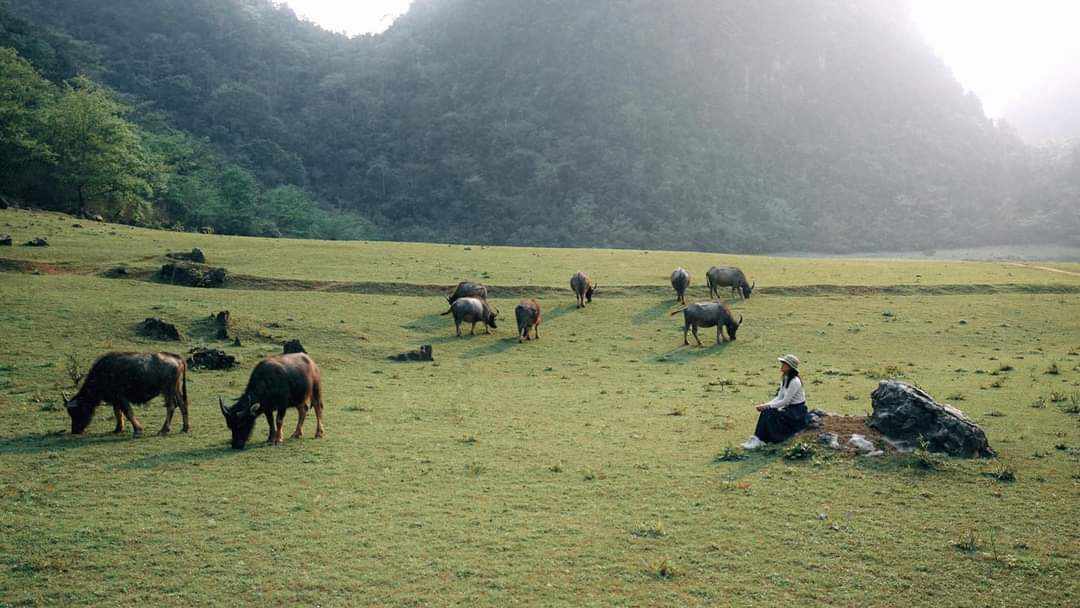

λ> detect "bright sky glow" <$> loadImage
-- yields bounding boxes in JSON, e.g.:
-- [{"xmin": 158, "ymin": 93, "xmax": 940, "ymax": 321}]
[
  {"xmin": 910, "ymin": 0, "xmax": 1080, "ymax": 117},
  {"xmin": 285, "ymin": 1, "xmax": 1080, "ymax": 119},
  {"xmin": 282, "ymin": 0, "xmax": 413, "ymax": 36}
]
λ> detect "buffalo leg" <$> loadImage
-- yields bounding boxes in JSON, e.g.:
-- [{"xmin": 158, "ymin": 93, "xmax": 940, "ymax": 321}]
[
  {"xmin": 455, "ymin": 321, "xmax": 462, "ymax": 337},
  {"xmin": 470, "ymin": 322, "xmax": 477, "ymax": 335},
  {"xmin": 691, "ymin": 325, "xmax": 703, "ymax": 347},
  {"xmin": 716, "ymin": 325, "xmax": 724, "ymax": 345},
  {"xmin": 273, "ymin": 410, "xmax": 286, "ymax": 445},
  {"xmin": 159, "ymin": 399, "xmax": 175, "ymax": 436},
  {"xmin": 312, "ymin": 384, "xmax": 325, "ymax": 439},
  {"xmin": 291, "ymin": 404, "xmax": 308, "ymax": 439},
  {"xmin": 117, "ymin": 401, "xmax": 144, "ymax": 437},
  {"xmin": 534, "ymin": 325, "xmax": 539, "ymax": 340},
  {"xmin": 112, "ymin": 406, "xmax": 125, "ymax": 434},
  {"xmin": 264, "ymin": 409, "xmax": 275, "ymax": 444},
  {"xmin": 178, "ymin": 395, "xmax": 190, "ymax": 433}
]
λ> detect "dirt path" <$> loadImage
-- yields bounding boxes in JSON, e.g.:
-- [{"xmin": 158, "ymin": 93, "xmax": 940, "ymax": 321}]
[{"xmin": 1005, "ymin": 262, "xmax": 1080, "ymax": 278}]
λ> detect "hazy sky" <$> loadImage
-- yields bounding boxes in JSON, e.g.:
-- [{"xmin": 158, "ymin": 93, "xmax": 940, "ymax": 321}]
[{"xmin": 285, "ymin": 0, "xmax": 1079, "ymax": 118}]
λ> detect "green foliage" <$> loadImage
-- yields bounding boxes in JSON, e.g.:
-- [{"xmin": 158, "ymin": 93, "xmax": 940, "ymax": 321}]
[
  {"xmin": 8, "ymin": 0, "xmax": 1077, "ymax": 251},
  {"xmin": 782, "ymin": 441, "xmax": 816, "ymax": 461},
  {"xmin": 37, "ymin": 76, "xmax": 159, "ymax": 217}
]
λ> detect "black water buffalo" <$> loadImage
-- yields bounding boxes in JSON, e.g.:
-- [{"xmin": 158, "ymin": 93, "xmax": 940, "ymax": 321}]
[
  {"xmin": 671, "ymin": 267, "xmax": 691, "ymax": 305},
  {"xmin": 671, "ymin": 302, "xmax": 743, "ymax": 346},
  {"xmin": 447, "ymin": 281, "xmax": 488, "ymax": 305},
  {"xmin": 515, "ymin": 299, "xmax": 542, "ymax": 342},
  {"xmin": 570, "ymin": 271, "xmax": 596, "ymax": 308},
  {"xmin": 63, "ymin": 352, "xmax": 189, "ymax": 436},
  {"xmin": 219, "ymin": 353, "xmax": 324, "ymax": 450},
  {"xmin": 442, "ymin": 296, "xmax": 499, "ymax": 336},
  {"xmin": 706, "ymin": 266, "xmax": 755, "ymax": 299}
]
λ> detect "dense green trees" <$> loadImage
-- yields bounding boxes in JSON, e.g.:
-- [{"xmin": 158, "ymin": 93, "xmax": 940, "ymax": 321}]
[
  {"xmin": 3, "ymin": 0, "xmax": 1077, "ymax": 250},
  {"xmin": 0, "ymin": 6, "xmax": 373, "ymax": 239}
]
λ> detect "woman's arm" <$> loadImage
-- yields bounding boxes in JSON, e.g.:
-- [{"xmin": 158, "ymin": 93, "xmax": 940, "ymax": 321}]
[{"xmin": 765, "ymin": 378, "xmax": 800, "ymax": 409}]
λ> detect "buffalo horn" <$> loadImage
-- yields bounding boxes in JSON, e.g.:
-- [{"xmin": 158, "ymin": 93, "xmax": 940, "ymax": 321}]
[
  {"xmin": 219, "ymin": 397, "xmax": 228, "ymax": 417},
  {"xmin": 738, "ymin": 315, "xmax": 744, "ymax": 325},
  {"xmin": 62, "ymin": 391, "xmax": 76, "ymax": 408}
]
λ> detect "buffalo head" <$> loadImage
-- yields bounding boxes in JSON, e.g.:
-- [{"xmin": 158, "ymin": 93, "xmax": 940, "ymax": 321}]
[
  {"xmin": 585, "ymin": 284, "xmax": 596, "ymax": 303},
  {"xmin": 62, "ymin": 391, "xmax": 95, "ymax": 435},
  {"xmin": 741, "ymin": 281, "xmax": 755, "ymax": 299},
  {"xmin": 220, "ymin": 395, "xmax": 261, "ymax": 450}
]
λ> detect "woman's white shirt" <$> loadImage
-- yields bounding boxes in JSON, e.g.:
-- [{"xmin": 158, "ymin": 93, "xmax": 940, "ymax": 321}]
[{"xmin": 765, "ymin": 376, "xmax": 805, "ymax": 409}]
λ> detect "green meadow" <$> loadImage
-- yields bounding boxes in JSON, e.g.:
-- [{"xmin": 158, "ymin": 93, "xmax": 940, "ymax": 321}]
[{"xmin": 1, "ymin": 208, "xmax": 1078, "ymax": 607}]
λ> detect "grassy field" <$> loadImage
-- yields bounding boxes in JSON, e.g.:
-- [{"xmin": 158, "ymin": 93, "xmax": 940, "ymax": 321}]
[{"xmin": 1, "ymin": 208, "xmax": 1078, "ymax": 607}]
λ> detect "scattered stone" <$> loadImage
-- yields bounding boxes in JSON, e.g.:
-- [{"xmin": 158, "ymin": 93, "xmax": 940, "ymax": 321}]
[
  {"xmin": 818, "ymin": 432, "xmax": 841, "ymax": 450},
  {"xmin": 72, "ymin": 223, "xmax": 83, "ymax": 228},
  {"xmin": 159, "ymin": 262, "xmax": 228, "ymax": 288},
  {"xmin": 0, "ymin": 234, "xmax": 11, "ymax": 246},
  {"xmin": 868, "ymin": 380, "xmax": 995, "ymax": 458},
  {"xmin": 137, "ymin": 318, "xmax": 182, "ymax": 341},
  {"xmin": 198, "ymin": 226, "xmax": 214, "ymax": 234},
  {"xmin": 817, "ymin": 513, "xmax": 828, "ymax": 521},
  {"xmin": 186, "ymin": 347, "xmax": 237, "ymax": 370},
  {"xmin": 212, "ymin": 310, "xmax": 231, "ymax": 339},
  {"xmin": 91, "ymin": 214, "xmax": 104, "ymax": 222},
  {"xmin": 847, "ymin": 434, "xmax": 876, "ymax": 453},
  {"xmin": 103, "ymin": 266, "xmax": 129, "ymax": 278},
  {"xmin": 22, "ymin": 237, "xmax": 48, "ymax": 247},
  {"xmin": 233, "ymin": 336, "xmax": 242, "ymax": 347},
  {"xmin": 167, "ymin": 248, "xmax": 206, "ymax": 263},
  {"xmin": 283, "ymin": 339, "xmax": 306, "ymax": 354},
  {"xmin": 389, "ymin": 345, "xmax": 434, "ymax": 362}
]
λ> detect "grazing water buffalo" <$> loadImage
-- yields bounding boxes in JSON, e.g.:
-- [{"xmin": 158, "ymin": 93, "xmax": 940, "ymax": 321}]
[
  {"xmin": 671, "ymin": 267, "xmax": 691, "ymax": 305},
  {"xmin": 219, "ymin": 353, "xmax": 324, "ymax": 449},
  {"xmin": 671, "ymin": 302, "xmax": 743, "ymax": 346},
  {"xmin": 447, "ymin": 281, "xmax": 488, "ymax": 305},
  {"xmin": 63, "ymin": 352, "xmax": 189, "ymax": 437},
  {"xmin": 706, "ymin": 266, "xmax": 755, "ymax": 299},
  {"xmin": 570, "ymin": 272, "xmax": 596, "ymax": 308},
  {"xmin": 515, "ymin": 299, "xmax": 542, "ymax": 342},
  {"xmin": 442, "ymin": 297, "xmax": 499, "ymax": 336}
]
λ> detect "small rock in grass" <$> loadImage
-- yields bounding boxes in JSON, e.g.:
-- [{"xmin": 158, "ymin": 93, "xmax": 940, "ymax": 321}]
[
  {"xmin": 22, "ymin": 237, "xmax": 48, "ymax": 247},
  {"xmin": 137, "ymin": 318, "xmax": 182, "ymax": 341},
  {"xmin": 283, "ymin": 339, "xmax": 306, "ymax": 354},
  {"xmin": 0, "ymin": 234, "xmax": 11, "ymax": 246}
]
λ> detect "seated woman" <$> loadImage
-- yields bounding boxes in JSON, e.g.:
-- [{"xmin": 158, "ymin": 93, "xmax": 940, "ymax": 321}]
[{"xmin": 742, "ymin": 354, "xmax": 808, "ymax": 450}]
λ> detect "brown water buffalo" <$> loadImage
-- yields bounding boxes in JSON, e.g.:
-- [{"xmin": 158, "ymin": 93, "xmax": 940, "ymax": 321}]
[
  {"xmin": 671, "ymin": 302, "xmax": 743, "ymax": 346},
  {"xmin": 219, "ymin": 353, "xmax": 324, "ymax": 450},
  {"xmin": 671, "ymin": 267, "xmax": 691, "ymax": 305},
  {"xmin": 442, "ymin": 297, "xmax": 499, "ymax": 336},
  {"xmin": 515, "ymin": 299, "xmax": 542, "ymax": 342},
  {"xmin": 570, "ymin": 272, "xmax": 596, "ymax": 308},
  {"xmin": 447, "ymin": 281, "xmax": 488, "ymax": 305},
  {"xmin": 706, "ymin": 266, "xmax": 754, "ymax": 299},
  {"xmin": 62, "ymin": 352, "xmax": 189, "ymax": 437}
]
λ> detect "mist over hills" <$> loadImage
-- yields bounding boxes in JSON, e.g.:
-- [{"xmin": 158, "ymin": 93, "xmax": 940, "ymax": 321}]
[{"xmin": 4, "ymin": 0, "xmax": 1078, "ymax": 251}]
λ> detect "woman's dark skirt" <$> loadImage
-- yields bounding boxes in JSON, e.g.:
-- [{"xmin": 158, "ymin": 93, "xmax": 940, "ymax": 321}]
[{"xmin": 754, "ymin": 402, "xmax": 808, "ymax": 443}]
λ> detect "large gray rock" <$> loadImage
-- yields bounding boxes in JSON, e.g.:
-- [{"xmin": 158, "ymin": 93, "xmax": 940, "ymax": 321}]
[{"xmin": 869, "ymin": 380, "xmax": 995, "ymax": 458}]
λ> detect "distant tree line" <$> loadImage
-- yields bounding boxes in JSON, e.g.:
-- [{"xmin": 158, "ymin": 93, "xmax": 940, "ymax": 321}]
[{"xmin": 3, "ymin": 0, "xmax": 1077, "ymax": 251}]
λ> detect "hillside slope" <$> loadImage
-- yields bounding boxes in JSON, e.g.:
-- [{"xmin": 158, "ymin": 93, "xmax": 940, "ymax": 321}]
[{"xmin": 9, "ymin": 0, "xmax": 1073, "ymax": 251}]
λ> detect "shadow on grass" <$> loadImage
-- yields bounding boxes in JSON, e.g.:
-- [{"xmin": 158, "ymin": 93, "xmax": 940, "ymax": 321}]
[
  {"xmin": 120, "ymin": 445, "xmax": 235, "ymax": 469},
  {"xmin": 0, "ymin": 431, "xmax": 134, "ymax": 455},
  {"xmin": 633, "ymin": 300, "xmax": 680, "ymax": 324},
  {"xmin": 402, "ymin": 312, "xmax": 448, "ymax": 332},
  {"xmin": 462, "ymin": 335, "xmax": 519, "ymax": 358},
  {"xmin": 711, "ymin": 449, "xmax": 781, "ymax": 480},
  {"xmin": 649, "ymin": 340, "xmax": 732, "ymax": 363}
]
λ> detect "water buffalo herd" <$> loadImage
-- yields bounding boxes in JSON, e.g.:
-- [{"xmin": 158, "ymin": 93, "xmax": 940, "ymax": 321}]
[{"xmin": 60, "ymin": 265, "xmax": 753, "ymax": 448}]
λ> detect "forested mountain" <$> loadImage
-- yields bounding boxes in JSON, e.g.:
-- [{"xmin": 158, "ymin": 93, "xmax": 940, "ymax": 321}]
[{"xmin": 4, "ymin": 0, "xmax": 1077, "ymax": 251}]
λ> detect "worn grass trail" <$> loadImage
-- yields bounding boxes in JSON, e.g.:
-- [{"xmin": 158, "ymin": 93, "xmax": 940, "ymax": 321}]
[{"xmin": 0, "ymin": 209, "xmax": 1078, "ymax": 607}]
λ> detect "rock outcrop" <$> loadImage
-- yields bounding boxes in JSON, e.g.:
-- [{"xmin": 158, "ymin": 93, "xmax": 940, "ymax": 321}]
[
  {"xmin": 159, "ymin": 262, "xmax": 227, "ymax": 288},
  {"xmin": 869, "ymin": 380, "xmax": 995, "ymax": 458}
]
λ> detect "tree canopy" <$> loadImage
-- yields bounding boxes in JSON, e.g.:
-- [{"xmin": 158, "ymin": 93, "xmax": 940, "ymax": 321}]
[{"xmin": 3, "ymin": 0, "xmax": 1077, "ymax": 250}]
